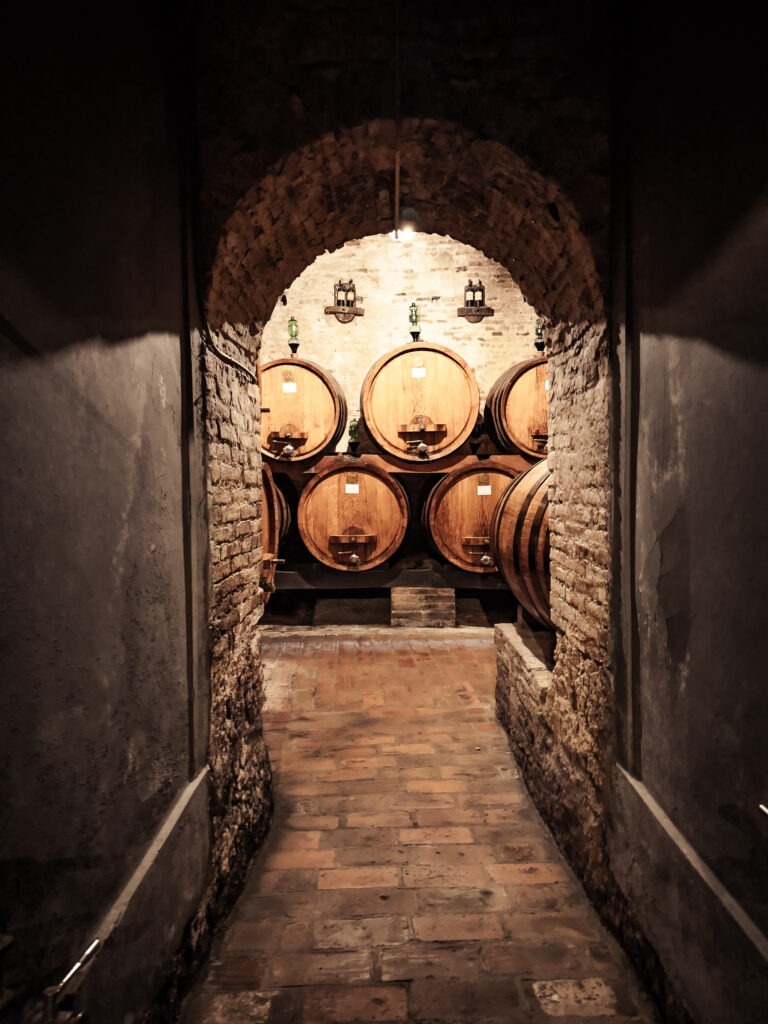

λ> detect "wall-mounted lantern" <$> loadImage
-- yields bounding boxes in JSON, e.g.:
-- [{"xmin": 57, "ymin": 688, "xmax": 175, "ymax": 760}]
[
  {"xmin": 457, "ymin": 279, "xmax": 494, "ymax": 324},
  {"xmin": 324, "ymin": 279, "xmax": 364, "ymax": 324},
  {"xmin": 534, "ymin": 320, "xmax": 545, "ymax": 352},
  {"xmin": 409, "ymin": 302, "xmax": 420, "ymax": 342},
  {"xmin": 288, "ymin": 316, "xmax": 300, "ymax": 356}
]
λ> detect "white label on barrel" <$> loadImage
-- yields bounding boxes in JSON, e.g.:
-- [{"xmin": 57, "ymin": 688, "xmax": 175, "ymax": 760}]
[
  {"xmin": 412, "ymin": 367, "xmax": 426, "ymax": 378},
  {"xmin": 282, "ymin": 382, "xmax": 297, "ymax": 393},
  {"xmin": 345, "ymin": 483, "xmax": 360, "ymax": 494},
  {"xmin": 477, "ymin": 484, "xmax": 492, "ymax": 496},
  {"xmin": 545, "ymin": 380, "xmax": 550, "ymax": 391}
]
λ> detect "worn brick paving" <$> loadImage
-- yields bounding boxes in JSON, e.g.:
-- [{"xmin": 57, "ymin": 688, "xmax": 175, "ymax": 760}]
[{"xmin": 181, "ymin": 627, "xmax": 658, "ymax": 1024}]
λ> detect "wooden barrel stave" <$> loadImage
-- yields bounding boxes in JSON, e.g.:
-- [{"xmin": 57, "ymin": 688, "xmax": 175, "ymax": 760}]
[
  {"xmin": 260, "ymin": 357, "xmax": 347, "ymax": 462},
  {"xmin": 491, "ymin": 459, "xmax": 553, "ymax": 628},
  {"xmin": 361, "ymin": 343, "xmax": 480, "ymax": 462},
  {"xmin": 261, "ymin": 462, "xmax": 286, "ymax": 599},
  {"xmin": 510, "ymin": 467, "xmax": 550, "ymax": 626},
  {"xmin": 484, "ymin": 357, "xmax": 548, "ymax": 459},
  {"xmin": 274, "ymin": 483, "xmax": 291, "ymax": 543},
  {"xmin": 297, "ymin": 458, "xmax": 409, "ymax": 571},
  {"xmin": 422, "ymin": 460, "xmax": 522, "ymax": 573}
]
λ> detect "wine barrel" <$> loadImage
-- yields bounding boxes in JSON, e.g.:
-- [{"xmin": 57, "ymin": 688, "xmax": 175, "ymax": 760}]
[
  {"xmin": 484, "ymin": 356, "xmax": 549, "ymax": 458},
  {"xmin": 360, "ymin": 342, "xmax": 480, "ymax": 462},
  {"xmin": 491, "ymin": 460, "xmax": 553, "ymax": 628},
  {"xmin": 422, "ymin": 460, "xmax": 522, "ymax": 573},
  {"xmin": 297, "ymin": 459, "xmax": 409, "ymax": 571},
  {"xmin": 260, "ymin": 357, "xmax": 347, "ymax": 462},
  {"xmin": 260, "ymin": 463, "xmax": 291, "ymax": 598}
]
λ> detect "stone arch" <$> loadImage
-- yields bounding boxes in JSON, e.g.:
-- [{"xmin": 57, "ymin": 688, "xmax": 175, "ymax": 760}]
[{"xmin": 205, "ymin": 117, "xmax": 605, "ymax": 331}]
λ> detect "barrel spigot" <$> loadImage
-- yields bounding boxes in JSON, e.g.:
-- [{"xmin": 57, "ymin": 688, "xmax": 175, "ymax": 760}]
[
  {"xmin": 337, "ymin": 551, "xmax": 361, "ymax": 566},
  {"xmin": 480, "ymin": 554, "xmax": 494, "ymax": 567},
  {"xmin": 281, "ymin": 444, "xmax": 295, "ymax": 458}
]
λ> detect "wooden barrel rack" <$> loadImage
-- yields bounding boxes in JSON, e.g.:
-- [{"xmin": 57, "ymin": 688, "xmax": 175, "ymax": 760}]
[
  {"xmin": 491, "ymin": 459, "xmax": 553, "ymax": 628},
  {"xmin": 360, "ymin": 342, "xmax": 481, "ymax": 463},
  {"xmin": 484, "ymin": 356, "xmax": 549, "ymax": 459},
  {"xmin": 260, "ymin": 357, "xmax": 347, "ymax": 463},
  {"xmin": 296, "ymin": 458, "xmax": 409, "ymax": 571},
  {"xmin": 422, "ymin": 460, "xmax": 522, "ymax": 573}
]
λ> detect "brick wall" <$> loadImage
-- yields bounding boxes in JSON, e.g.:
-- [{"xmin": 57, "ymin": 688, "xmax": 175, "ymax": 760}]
[
  {"xmin": 260, "ymin": 232, "xmax": 540, "ymax": 440},
  {"xmin": 496, "ymin": 318, "xmax": 615, "ymax": 902},
  {"xmin": 199, "ymin": 326, "xmax": 272, "ymax": 922}
]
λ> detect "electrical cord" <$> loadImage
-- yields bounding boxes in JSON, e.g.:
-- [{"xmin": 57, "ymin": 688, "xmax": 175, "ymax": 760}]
[{"xmin": 202, "ymin": 330, "xmax": 257, "ymax": 384}]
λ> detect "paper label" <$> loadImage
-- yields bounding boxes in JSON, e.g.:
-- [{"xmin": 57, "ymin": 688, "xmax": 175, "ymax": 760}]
[
  {"xmin": 345, "ymin": 484, "xmax": 360, "ymax": 494},
  {"xmin": 477, "ymin": 484, "xmax": 492, "ymax": 496},
  {"xmin": 544, "ymin": 379, "xmax": 550, "ymax": 391},
  {"xmin": 282, "ymin": 382, "xmax": 297, "ymax": 393},
  {"xmin": 411, "ymin": 367, "xmax": 427, "ymax": 378}
]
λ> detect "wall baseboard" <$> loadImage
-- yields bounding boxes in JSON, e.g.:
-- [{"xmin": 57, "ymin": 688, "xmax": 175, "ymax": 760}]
[
  {"xmin": 72, "ymin": 768, "xmax": 211, "ymax": 1024},
  {"xmin": 609, "ymin": 766, "xmax": 768, "ymax": 1024}
]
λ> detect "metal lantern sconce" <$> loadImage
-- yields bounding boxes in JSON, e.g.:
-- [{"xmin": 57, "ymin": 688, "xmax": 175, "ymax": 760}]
[
  {"xmin": 458, "ymin": 279, "xmax": 494, "ymax": 324},
  {"xmin": 409, "ymin": 302, "xmax": 420, "ymax": 342},
  {"xmin": 288, "ymin": 316, "xmax": 300, "ymax": 356},
  {"xmin": 324, "ymin": 279, "xmax": 364, "ymax": 324}
]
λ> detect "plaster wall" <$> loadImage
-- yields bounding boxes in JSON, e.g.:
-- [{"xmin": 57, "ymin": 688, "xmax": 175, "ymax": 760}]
[
  {"xmin": 609, "ymin": 18, "xmax": 768, "ymax": 1024},
  {"xmin": 0, "ymin": 335, "xmax": 190, "ymax": 976},
  {"xmin": 0, "ymin": 9, "xmax": 215, "ymax": 1016}
]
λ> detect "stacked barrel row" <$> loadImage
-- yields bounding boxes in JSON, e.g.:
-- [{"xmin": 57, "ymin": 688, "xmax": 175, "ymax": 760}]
[{"xmin": 258, "ymin": 344, "xmax": 553, "ymax": 627}]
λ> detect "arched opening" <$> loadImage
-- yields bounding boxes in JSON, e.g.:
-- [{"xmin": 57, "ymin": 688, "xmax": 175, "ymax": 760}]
[
  {"xmin": 206, "ymin": 119, "xmax": 604, "ymax": 330},
  {"xmin": 199, "ymin": 117, "xmax": 614, "ymax": 928}
]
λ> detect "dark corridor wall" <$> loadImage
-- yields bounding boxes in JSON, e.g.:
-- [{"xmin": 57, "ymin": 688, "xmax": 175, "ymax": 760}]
[
  {"xmin": 0, "ymin": 8, "xmax": 211, "ymax": 1019},
  {"xmin": 609, "ymin": 16, "xmax": 768, "ymax": 1024},
  {"xmin": 1, "ymin": 6, "xmax": 766, "ymax": 1024}
]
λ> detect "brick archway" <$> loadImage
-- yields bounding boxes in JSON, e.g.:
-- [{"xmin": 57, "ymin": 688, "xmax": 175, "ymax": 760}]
[
  {"xmin": 201, "ymin": 116, "xmax": 614, "ymax": 921},
  {"xmin": 205, "ymin": 117, "xmax": 604, "ymax": 331}
]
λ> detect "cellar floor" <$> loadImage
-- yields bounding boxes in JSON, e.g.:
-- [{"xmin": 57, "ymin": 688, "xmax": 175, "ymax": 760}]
[{"xmin": 180, "ymin": 628, "xmax": 658, "ymax": 1024}]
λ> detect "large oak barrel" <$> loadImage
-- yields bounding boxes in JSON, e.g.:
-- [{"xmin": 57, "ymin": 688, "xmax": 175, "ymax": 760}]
[
  {"xmin": 260, "ymin": 463, "xmax": 291, "ymax": 598},
  {"xmin": 484, "ymin": 357, "xmax": 549, "ymax": 458},
  {"xmin": 297, "ymin": 459, "xmax": 409, "ymax": 571},
  {"xmin": 360, "ymin": 343, "xmax": 480, "ymax": 462},
  {"xmin": 260, "ymin": 357, "xmax": 347, "ymax": 462},
  {"xmin": 422, "ymin": 460, "xmax": 522, "ymax": 573},
  {"xmin": 491, "ymin": 460, "xmax": 553, "ymax": 628}
]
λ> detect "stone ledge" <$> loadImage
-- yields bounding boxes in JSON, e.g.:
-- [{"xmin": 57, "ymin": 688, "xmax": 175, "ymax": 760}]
[
  {"xmin": 494, "ymin": 621, "xmax": 606, "ymax": 894},
  {"xmin": 495, "ymin": 621, "xmax": 554, "ymax": 687}
]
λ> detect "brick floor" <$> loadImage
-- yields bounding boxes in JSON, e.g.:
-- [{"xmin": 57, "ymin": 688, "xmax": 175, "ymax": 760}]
[{"xmin": 180, "ymin": 627, "xmax": 658, "ymax": 1024}]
